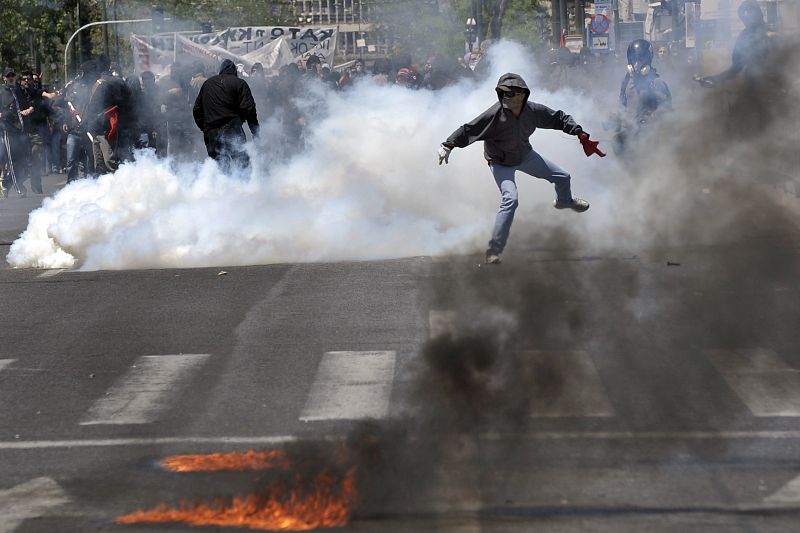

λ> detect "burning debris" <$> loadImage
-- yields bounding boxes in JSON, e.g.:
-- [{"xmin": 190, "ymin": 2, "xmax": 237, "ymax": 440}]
[
  {"xmin": 119, "ymin": 449, "xmax": 356, "ymax": 531},
  {"xmin": 161, "ymin": 449, "xmax": 291, "ymax": 472}
]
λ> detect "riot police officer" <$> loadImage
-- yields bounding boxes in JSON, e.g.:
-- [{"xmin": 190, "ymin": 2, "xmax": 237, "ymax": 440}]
[{"xmin": 614, "ymin": 39, "xmax": 672, "ymax": 154}]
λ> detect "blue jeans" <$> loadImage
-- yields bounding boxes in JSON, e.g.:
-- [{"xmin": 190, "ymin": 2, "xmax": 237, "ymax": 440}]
[
  {"xmin": 487, "ymin": 149, "xmax": 573, "ymax": 254},
  {"xmin": 49, "ymin": 128, "xmax": 63, "ymax": 170},
  {"xmin": 65, "ymin": 133, "xmax": 93, "ymax": 183}
]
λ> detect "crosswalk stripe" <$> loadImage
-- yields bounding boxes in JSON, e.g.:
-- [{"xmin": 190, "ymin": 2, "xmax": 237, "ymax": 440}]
[
  {"xmin": 705, "ymin": 349, "xmax": 800, "ymax": 417},
  {"xmin": 36, "ymin": 269, "xmax": 65, "ymax": 278},
  {"xmin": 299, "ymin": 351, "xmax": 396, "ymax": 422},
  {"xmin": 0, "ymin": 477, "xmax": 70, "ymax": 533},
  {"xmin": 80, "ymin": 354, "xmax": 210, "ymax": 425},
  {"xmin": 0, "ymin": 360, "xmax": 15, "ymax": 372},
  {"xmin": 524, "ymin": 350, "xmax": 614, "ymax": 417},
  {"xmin": 764, "ymin": 473, "xmax": 800, "ymax": 504}
]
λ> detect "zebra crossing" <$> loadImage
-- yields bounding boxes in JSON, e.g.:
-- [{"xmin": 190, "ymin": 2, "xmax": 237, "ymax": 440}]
[
  {"xmin": 79, "ymin": 354, "xmax": 211, "ymax": 425},
  {"xmin": 2, "ymin": 314, "xmax": 800, "ymax": 427},
  {"xmin": 299, "ymin": 350, "xmax": 396, "ymax": 422}
]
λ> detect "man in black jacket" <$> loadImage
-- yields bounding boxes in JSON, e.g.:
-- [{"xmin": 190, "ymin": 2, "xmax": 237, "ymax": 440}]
[
  {"xmin": 438, "ymin": 72, "xmax": 604, "ymax": 264},
  {"xmin": 1, "ymin": 68, "xmax": 34, "ymax": 196},
  {"xmin": 192, "ymin": 59, "xmax": 259, "ymax": 172}
]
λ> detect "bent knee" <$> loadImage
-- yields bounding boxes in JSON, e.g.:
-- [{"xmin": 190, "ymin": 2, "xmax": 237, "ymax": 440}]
[{"xmin": 500, "ymin": 196, "xmax": 519, "ymax": 211}]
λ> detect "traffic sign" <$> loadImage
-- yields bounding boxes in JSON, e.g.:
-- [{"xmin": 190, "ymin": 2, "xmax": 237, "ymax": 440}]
[
  {"xmin": 590, "ymin": 14, "xmax": 611, "ymax": 34},
  {"xmin": 592, "ymin": 35, "xmax": 609, "ymax": 50}
]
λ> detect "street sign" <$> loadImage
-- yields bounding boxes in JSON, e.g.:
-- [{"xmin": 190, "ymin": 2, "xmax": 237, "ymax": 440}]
[
  {"xmin": 590, "ymin": 14, "xmax": 611, "ymax": 34},
  {"xmin": 592, "ymin": 35, "xmax": 609, "ymax": 50}
]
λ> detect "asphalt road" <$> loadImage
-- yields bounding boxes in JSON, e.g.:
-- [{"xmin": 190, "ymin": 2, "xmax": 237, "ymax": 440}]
[{"xmin": 1, "ymin": 174, "xmax": 800, "ymax": 532}]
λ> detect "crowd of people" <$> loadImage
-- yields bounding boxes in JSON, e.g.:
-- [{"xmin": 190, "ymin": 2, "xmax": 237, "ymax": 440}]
[
  {"xmin": 0, "ymin": 38, "xmax": 494, "ymax": 197},
  {"xmin": 0, "ymin": 0, "xmax": 776, "ymax": 201}
]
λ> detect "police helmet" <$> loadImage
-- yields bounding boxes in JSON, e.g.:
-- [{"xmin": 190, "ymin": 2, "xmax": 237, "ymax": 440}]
[{"xmin": 626, "ymin": 39, "xmax": 654, "ymax": 76}]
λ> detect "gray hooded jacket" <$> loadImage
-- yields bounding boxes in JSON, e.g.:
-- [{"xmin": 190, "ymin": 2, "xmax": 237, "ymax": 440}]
[{"xmin": 443, "ymin": 73, "xmax": 583, "ymax": 166}]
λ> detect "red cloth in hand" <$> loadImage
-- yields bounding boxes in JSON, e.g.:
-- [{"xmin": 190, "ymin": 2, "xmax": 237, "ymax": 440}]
[
  {"xmin": 103, "ymin": 105, "xmax": 120, "ymax": 143},
  {"xmin": 579, "ymin": 132, "xmax": 606, "ymax": 158}
]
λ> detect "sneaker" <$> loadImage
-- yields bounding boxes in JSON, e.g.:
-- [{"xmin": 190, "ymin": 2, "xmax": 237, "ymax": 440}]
[
  {"xmin": 554, "ymin": 197, "xmax": 590, "ymax": 212},
  {"xmin": 485, "ymin": 251, "xmax": 502, "ymax": 264}
]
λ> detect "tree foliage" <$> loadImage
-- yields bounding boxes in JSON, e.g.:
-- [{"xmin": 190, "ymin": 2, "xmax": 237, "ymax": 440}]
[
  {"xmin": 0, "ymin": 0, "xmax": 552, "ymax": 82},
  {"xmin": 0, "ymin": 0, "xmax": 79, "ymax": 83}
]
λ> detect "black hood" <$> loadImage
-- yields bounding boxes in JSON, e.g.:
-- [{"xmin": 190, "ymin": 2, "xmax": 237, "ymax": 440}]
[
  {"xmin": 738, "ymin": 0, "xmax": 765, "ymax": 28},
  {"xmin": 495, "ymin": 72, "xmax": 530, "ymax": 104},
  {"xmin": 219, "ymin": 59, "xmax": 238, "ymax": 77}
]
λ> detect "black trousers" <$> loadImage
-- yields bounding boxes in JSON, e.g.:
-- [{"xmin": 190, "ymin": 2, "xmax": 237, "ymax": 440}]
[
  {"xmin": 203, "ymin": 120, "xmax": 250, "ymax": 173},
  {"xmin": 2, "ymin": 129, "xmax": 33, "ymax": 192}
]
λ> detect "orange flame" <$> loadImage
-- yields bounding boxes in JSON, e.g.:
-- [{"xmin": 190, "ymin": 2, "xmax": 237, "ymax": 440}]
[
  {"xmin": 117, "ymin": 468, "xmax": 357, "ymax": 531},
  {"xmin": 162, "ymin": 449, "xmax": 291, "ymax": 472}
]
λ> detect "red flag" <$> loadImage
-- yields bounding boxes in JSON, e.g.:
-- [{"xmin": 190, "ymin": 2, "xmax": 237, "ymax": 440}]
[
  {"xmin": 560, "ymin": 29, "xmax": 567, "ymax": 48},
  {"xmin": 103, "ymin": 105, "xmax": 120, "ymax": 143}
]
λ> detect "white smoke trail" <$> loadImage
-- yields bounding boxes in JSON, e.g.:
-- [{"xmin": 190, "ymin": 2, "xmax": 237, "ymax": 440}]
[{"xmin": 7, "ymin": 41, "xmax": 615, "ymax": 270}]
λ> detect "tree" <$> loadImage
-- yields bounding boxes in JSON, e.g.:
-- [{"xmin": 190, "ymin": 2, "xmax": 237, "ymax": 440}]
[
  {"xmin": 0, "ymin": 0, "xmax": 78, "ymax": 84},
  {"xmin": 446, "ymin": 0, "xmax": 547, "ymax": 45},
  {"xmin": 487, "ymin": 0, "xmax": 511, "ymax": 40},
  {"xmin": 370, "ymin": 0, "xmax": 463, "ymax": 61}
]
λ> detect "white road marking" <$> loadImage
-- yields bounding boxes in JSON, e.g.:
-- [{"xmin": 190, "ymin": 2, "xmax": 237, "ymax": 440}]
[
  {"xmin": 299, "ymin": 351, "xmax": 396, "ymax": 421},
  {"xmin": 429, "ymin": 310, "xmax": 457, "ymax": 338},
  {"xmin": 706, "ymin": 349, "xmax": 800, "ymax": 416},
  {"xmin": 0, "ymin": 436, "xmax": 298, "ymax": 450},
  {"xmin": 36, "ymin": 269, "xmax": 65, "ymax": 278},
  {"xmin": 0, "ymin": 359, "xmax": 15, "ymax": 372},
  {"xmin": 3, "ymin": 431, "xmax": 800, "ymax": 450},
  {"xmin": 80, "ymin": 354, "xmax": 210, "ymax": 425},
  {"xmin": 0, "ymin": 477, "xmax": 69, "ymax": 533},
  {"xmin": 764, "ymin": 473, "xmax": 800, "ymax": 504},
  {"xmin": 525, "ymin": 350, "xmax": 614, "ymax": 417}
]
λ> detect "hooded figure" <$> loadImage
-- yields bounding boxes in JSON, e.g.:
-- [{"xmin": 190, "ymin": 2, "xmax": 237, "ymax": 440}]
[
  {"xmin": 699, "ymin": 0, "xmax": 771, "ymax": 86},
  {"xmin": 438, "ymin": 73, "xmax": 604, "ymax": 264},
  {"xmin": 193, "ymin": 58, "xmax": 259, "ymax": 172}
]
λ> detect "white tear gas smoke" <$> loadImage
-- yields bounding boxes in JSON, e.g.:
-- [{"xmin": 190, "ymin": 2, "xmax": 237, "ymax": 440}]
[
  {"xmin": 11, "ymin": 39, "xmax": 799, "ymax": 271},
  {"xmin": 7, "ymin": 41, "xmax": 612, "ymax": 270}
]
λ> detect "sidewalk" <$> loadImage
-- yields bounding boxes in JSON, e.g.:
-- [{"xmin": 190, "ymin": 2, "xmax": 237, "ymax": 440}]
[{"xmin": 0, "ymin": 172, "xmax": 66, "ymax": 267}]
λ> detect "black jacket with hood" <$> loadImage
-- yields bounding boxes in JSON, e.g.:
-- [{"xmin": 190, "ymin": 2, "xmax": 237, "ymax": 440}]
[
  {"xmin": 709, "ymin": 0, "xmax": 772, "ymax": 84},
  {"xmin": 443, "ymin": 73, "xmax": 583, "ymax": 167},
  {"xmin": 193, "ymin": 59, "xmax": 259, "ymax": 136}
]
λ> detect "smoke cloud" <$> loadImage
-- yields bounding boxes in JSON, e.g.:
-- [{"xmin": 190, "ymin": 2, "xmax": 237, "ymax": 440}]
[
  {"xmin": 343, "ymin": 36, "xmax": 800, "ymax": 518},
  {"xmin": 8, "ymin": 41, "xmax": 612, "ymax": 271}
]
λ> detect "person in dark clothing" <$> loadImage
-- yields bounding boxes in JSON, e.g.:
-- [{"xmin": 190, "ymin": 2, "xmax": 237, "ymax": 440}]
[
  {"xmin": 697, "ymin": 0, "xmax": 772, "ymax": 87},
  {"xmin": 614, "ymin": 39, "xmax": 672, "ymax": 155},
  {"xmin": 160, "ymin": 62, "xmax": 197, "ymax": 160},
  {"xmin": 192, "ymin": 59, "xmax": 259, "ymax": 172},
  {"xmin": 1, "ymin": 68, "xmax": 34, "ymax": 197},
  {"xmin": 85, "ymin": 57, "xmax": 131, "ymax": 175},
  {"xmin": 18, "ymin": 71, "xmax": 49, "ymax": 193},
  {"xmin": 138, "ymin": 70, "xmax": 162, "ymax": 151},
  {"xmin": 118, "ymin": 73, "xmax": 143, "ymax": 161},
  {"xmin": 438, "ymin": 73, "xmax": 605, "ymax": 264},
  {"xmin": 55, "ymin": 60, "xmax": 98, "ymax": 183}
]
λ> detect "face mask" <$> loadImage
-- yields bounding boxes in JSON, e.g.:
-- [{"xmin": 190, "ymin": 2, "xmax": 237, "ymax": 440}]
[{"xmin": 627, "ymin": 63, "xmax": 650, "ymax": 76}]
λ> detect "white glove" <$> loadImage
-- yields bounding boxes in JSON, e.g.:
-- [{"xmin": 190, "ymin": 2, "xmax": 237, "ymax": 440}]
[{"xmin": 438, "ymin": 145, "xmax": 452, "ymax": 165}]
